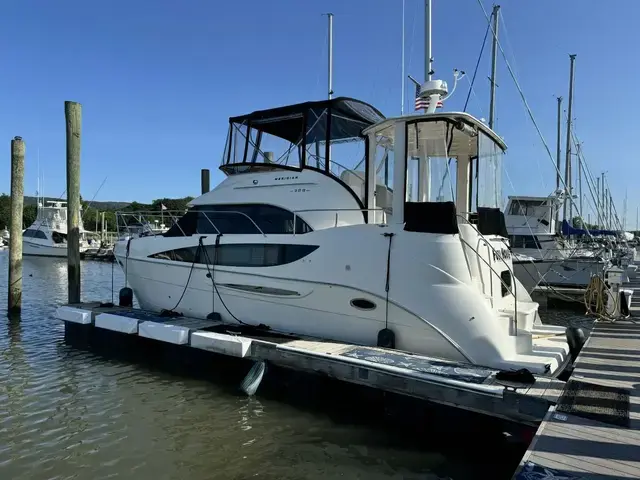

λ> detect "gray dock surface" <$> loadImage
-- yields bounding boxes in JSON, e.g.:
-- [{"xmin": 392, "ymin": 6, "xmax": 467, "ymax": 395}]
[
  {"xmin": 514, "ymin": 275, "xmax": 640, "ymax": 479},
  {"xmin": 57, "ymin": 302, "xmax": 567, "ymax": 427}
]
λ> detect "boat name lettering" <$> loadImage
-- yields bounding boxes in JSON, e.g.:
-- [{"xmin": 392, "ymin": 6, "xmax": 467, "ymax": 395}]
[
  {"xmin": 274, "ymin": 176, "xmax": 299, "ymax": 181},
  {"xmin": 492, "ymin": 248, "xmax": 511, "ymax": 261},
  {"xmin": 291, "ymin": 188, "xmax": 310, "ymax": 193}
]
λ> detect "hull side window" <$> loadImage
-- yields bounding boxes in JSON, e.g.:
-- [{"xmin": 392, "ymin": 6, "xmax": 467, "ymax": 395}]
[{"xmin": 149, "ymin": 243, "xmax": 319, "ymax": 267}]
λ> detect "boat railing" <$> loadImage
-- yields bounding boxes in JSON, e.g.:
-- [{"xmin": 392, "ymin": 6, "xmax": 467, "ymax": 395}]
[
  {"xmin": 116, "ymin": 210, "xmax": 267, "ymax": 238},
  {"xmin": 116, "ymin": 207, "xmax": 387, "ymax": 239},
  {"xmin": 456, "ymin": 213, "xmax": 519, "ymax": 336},
  {"xmin": 291, "ymin": 208, "xmax": 387, "ymax": 235}
]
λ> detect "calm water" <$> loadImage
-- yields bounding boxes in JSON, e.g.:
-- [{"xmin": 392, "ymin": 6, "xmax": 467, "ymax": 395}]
[{"xmin": 0, "ymin": 251, "xmax": 590, "ymax": 480}]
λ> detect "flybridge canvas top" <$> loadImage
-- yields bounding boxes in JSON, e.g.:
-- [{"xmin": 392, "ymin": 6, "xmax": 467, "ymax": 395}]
[
  {"xmin": 227, "ymin": 97, "xmax": 385, "ymax": 144},
  {"xmin": 220, "ymin": 97, "xmax": 385, "ymax": 175}
]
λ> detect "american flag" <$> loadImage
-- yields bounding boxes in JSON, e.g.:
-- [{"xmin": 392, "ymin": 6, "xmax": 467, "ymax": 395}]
[{"xmin": 414, "ymin": 83, "xmax": 443, "ymax": 111}]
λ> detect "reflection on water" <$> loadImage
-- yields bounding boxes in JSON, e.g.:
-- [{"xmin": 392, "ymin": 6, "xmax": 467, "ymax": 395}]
[{"xmin": 0, "ymin": 252, "xmax": 591, "ymax": 479}]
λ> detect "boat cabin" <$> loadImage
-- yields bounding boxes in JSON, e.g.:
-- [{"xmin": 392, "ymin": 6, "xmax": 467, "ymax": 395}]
[
  {"xmin": 169, "ymin": 98, "xmax": 508, "ymax": 238},
  {"xmin": 504, "ymin": 195, "xmax": 560, "ymax": 236}
]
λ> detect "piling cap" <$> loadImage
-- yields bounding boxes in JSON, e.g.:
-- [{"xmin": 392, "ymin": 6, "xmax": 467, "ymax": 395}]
[{"xmin": 13, "ymin": 136, "xmax": 22, "ymax": 141}]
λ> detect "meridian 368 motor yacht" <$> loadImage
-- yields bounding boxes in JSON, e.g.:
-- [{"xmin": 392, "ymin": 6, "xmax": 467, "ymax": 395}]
[{"xmin": 115, "ymin": 91, "xmax": 574, "ymax": 376}]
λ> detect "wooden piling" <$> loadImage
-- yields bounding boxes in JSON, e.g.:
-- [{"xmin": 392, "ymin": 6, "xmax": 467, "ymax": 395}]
[
  {"xmin": 201, "ymin": 168, "xmax": 210, "ymax": 195},
  {"xmin": 8, "ymin": 136, "xmax": 25, "ymax": 315},
  {"xmin": 65, "ymin": 101, "xmax": 82, "ymax": 304}
]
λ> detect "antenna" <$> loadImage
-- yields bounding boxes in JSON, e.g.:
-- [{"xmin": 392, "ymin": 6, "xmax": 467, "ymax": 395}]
[
  {"xmin": 323, "ymin": 13, "xmax": 334, "ymax": 99},
  {"xmin": 425, "ymin": 0, "xmax": 432, "ymax": 81},
  {"xmin": 401, "ymin": 0, "xmax": 406, "ymax": 115},
  {"xmin": 416, "ymin": 0, "xmax": 462, "ymax": 112}
]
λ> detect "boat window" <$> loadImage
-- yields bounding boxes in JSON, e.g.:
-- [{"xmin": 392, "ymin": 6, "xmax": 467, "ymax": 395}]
[
  {"xmin": 148, "ymin": 244, "xmax": 318, "ymax": 267},
  {"xmin": 476, "ymin": 132, "xmax": 503, "ymax": 209},
  {"xmin": 509, "ymin": 235, "xmax": 540, "ymax": 249},
  {"xmin": 51, "ymin": 231, "xmax": 67, "ymax": 244},
  {"xmin": 164, "ymin": 204, "xmax": 312, "ymax": 236},
  {"xmin": 23, "ymin": 229, "xmax": 48, "ymax": 239},
  {"xmin": 220, "ymin": 98, "xmax": 385, "ymax": 179},
  {"xmin": 405, "ymin": 121, "xmax": 458, "ymax": 204},
  {"xmin": 508, "ymin": 200, "xmax": 546, "ymax": 216}
]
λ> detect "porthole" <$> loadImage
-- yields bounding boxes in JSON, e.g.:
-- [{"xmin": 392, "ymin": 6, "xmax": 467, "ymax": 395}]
[{"xmin": 350, "ymin": 298, "xmax": 377, "ymax": 310}]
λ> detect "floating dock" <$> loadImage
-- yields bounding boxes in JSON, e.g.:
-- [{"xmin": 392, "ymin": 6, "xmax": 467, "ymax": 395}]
[
  {"xmin": 531, "ymin": 285, "xmax": 586, "ymax": 307},
  {"xmin": 56, "ymin": 302, "xmax": 566, "ymax": 427},
  {"xmin": 513, "ymin": 275, "xmax": 640, "ymax": 479}
]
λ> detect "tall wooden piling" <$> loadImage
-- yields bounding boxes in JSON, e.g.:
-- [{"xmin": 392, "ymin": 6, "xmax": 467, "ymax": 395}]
[
  {"xmin": 8, "ymin": 136, "xmax": 25, "ymax": 315},
  {"xmin": 65, "ymin": 101, "xmax": 82, "ymax": 304},
  {"xmin": 201, "ymin": 168, "xmax": 210, "ymax": 194}
]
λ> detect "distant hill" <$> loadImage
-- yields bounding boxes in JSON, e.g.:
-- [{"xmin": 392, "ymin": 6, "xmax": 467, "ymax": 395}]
[{"xmin": 23, "ymin": 196, "xmax": 131, "ymax": 211}]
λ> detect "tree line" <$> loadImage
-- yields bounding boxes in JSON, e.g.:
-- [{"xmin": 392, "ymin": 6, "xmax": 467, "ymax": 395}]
[{"xmin": 0, "ymin": 194, "xmax": 194, "ymax": 233}]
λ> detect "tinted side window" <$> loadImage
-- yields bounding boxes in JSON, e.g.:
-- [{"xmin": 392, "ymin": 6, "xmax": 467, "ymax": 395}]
[
  {"xmin": 164, "ymin": 204, "xmax": 313, "ymax": 236},
  {"xmin": 510, "ymin": 235, "xmax": 540, "ymax": 249},
  {"xmin": 35, "ymin": 230, "xmax": 48, "ymax": 239},
  {"xmin": 149, "ymin": 244, "xmax": 318, "ymax": 267}
]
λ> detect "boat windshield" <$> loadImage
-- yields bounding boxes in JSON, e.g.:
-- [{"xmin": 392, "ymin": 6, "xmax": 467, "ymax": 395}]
[
  {"xmin": 220, "ymin": 97, "xmax": 385, "ymax": 185},
  {"xmin": 365, "ymin": 113, "xmax": 506, "ymax": 219}
]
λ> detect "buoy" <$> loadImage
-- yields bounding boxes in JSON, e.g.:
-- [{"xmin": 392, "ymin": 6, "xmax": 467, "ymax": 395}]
[
  {"xmin": 240, "ymin": 361, "xmax": 266, "ymax": 396},
  {"xmin": 206, "ymin": 312, "xmax": 222, "ymax": 321},
  {"xmin": 566, "ymin": 326, "xmax": 586, "ymax": 360},
  {"xmin": 119, "ymin": 287, "xmax": 134, "ymax": 307},
  {"xmin": 377, "ymin": 328, "xmax": 395, "ymax": 349}
]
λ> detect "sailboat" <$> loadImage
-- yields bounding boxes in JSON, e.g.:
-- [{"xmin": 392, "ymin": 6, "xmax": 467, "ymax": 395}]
[{"xmin": 113, "ymin": 2, "xmax": 573, "ymax": 376}]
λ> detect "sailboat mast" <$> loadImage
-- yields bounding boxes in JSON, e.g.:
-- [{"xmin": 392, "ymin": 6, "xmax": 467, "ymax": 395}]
[
  {"xmin": 577, "ymin": 142, "xmax": 582, "ymax": 218},
  {"xmin": 555, "ymin": 96, "xmax": 562, "ymax": 231},
  {"xmin": 601, "ymin": 172, "xmax": 606, "ymax": 227},
  {"xmin": 563, "ymin": 54, "xmax": 576, "ymax": 223},
  {"xmin": 596, "ymin": 177, "xmax": 601, "ymax": 227},
  {"xmin": 623, "ymin": 189, "xmax": 628, "ymax": 231},
  {"xmin": 488, "ymin": 5, "xmax": 500, "ymax": 129}
]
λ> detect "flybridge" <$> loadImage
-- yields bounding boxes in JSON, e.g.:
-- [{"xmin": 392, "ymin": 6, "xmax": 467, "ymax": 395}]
[{"xmin": 221, "ymin": 97, "xmax": 385, "ymax": 176}]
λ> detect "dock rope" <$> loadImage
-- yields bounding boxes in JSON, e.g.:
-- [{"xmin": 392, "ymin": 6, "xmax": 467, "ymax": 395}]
[
  {"xmin": 582, "ymin": 275, "xmax": 627, "ymax": 322},
  {"xmin": 199, "ymin": 234, "xmax": 250, "ymax": 326}
]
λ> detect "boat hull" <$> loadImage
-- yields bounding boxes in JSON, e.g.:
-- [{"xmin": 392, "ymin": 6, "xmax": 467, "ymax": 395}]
[
  {"xmin": 23, "ymin": 240, "xmax": 68, "ymax": 257},
  {"xmin": 514, "ymin": 257, "xmax": 606, "ymax": 292},
  {"xmin": 113, "ymin": 222, "xmax": 571, "ymax": 375}
]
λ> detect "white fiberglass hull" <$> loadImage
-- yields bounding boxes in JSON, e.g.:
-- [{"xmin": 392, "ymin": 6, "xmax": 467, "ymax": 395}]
[
  {"xmin": 115, "ymin": 223, "xmax": 571, "ymax": 375},
  {"xmin": 514, "ymin": 257, "xmax": 606, "ymax": 292},
  {"xmin": 23, "ymin": 240, "xmax": 68, "ymax": 257}
]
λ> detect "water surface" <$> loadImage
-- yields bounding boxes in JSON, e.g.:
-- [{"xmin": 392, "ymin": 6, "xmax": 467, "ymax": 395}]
[{"xmin": 0, "ymin": 252, "xmax": 590, "ymax": 479}]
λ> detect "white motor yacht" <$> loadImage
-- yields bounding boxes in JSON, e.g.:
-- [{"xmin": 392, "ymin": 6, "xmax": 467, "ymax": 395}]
[
  {"xmin": 505, "ymin": 195, "xmax": 608, "ymax": 292},
  {"xmin": 1, "ymin": 226, "xmax": 8, "ymax": 249},
  {"xmin": 23, "ymin": 201, "xmax": 89, "ymax": 257},
  {"xmin": 114, "ymin": 93, "xmax": 573, "ymax": 376}
]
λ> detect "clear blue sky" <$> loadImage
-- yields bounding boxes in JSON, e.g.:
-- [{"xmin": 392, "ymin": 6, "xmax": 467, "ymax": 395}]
[{"xmin": 2, "ymin": 0, "xmax": 639, "ymax": 226}]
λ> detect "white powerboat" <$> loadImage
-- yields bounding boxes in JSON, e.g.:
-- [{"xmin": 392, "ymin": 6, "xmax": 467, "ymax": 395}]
[
  {"xmin": 505, "ymin": 195, "xmax": 609, "ymax": 292},
  {"xmin": 114, "ymin": 93, "xmax": 572, "ymax": 376},
  {"xmin": 1, "ymin": 226, "xmax": 8, "ymax": 249},
  {"xmin": 23, "ymin": 201, "xmax": 89, "ymax": 257}
]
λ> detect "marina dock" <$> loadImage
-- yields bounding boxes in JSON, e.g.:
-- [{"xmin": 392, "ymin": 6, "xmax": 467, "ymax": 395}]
[
  {"xmin": 56, "ymin": 302, "xmax": 566, "ymax": 428},
  {"xmin": 513, "ymin": 275, "xmax": 640, "ymax": 479}
]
